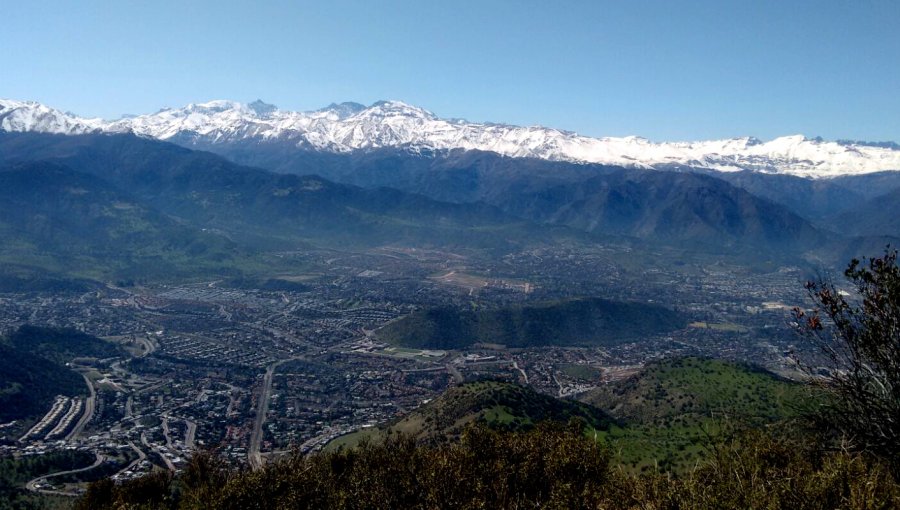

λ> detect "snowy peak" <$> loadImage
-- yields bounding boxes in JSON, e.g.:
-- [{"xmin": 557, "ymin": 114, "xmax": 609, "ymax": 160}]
[
  {"xmin": 1, "ymin": 98, "xmax": 899, "ymax": 178},
  {"xmin": 0, "ymin": 99, "xmax": 104, "ymax": 135},
  {"xmin": 364, "ymin": 100, "xmax": 436, "ymax": 119}
]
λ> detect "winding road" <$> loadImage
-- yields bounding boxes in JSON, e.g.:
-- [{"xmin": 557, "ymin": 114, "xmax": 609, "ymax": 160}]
[{"xmin": 26, "ymin": 453, "xmax": 105, "ymax": 497}]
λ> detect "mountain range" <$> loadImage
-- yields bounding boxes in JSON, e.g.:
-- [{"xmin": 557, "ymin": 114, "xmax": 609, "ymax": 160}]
[
  {"xmin": 3, "ymin": 97, "xmax": 900, "ymax": 284},
  {"xmin": 3, "ymin": 98, "xmax": 900, "ymax": 178}
]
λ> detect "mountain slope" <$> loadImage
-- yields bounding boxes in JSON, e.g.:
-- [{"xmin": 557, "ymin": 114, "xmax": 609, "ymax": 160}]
[
  {"xmin": 0, "ymin": 343, "xmax": 86, "ymax": 422},
  {"xmin": 698, "ymin": 170, "xmax": 900, "ymax": 225},
  {"xmin": 3, "ymin": 98, "xmax": 899, "ymax": 178},
  {"xmin": 831, "ymin": 186, "xmax": 900, "ymax": 237},
  {"xmin": 583, "ymin": 357, "xmax": 809, "ymax": 426},
  {"xmin": 0, "ymin": 132, "xmax": 564, "ymax": 253},
  {"xmin": 0, "ymin": 161, "xmax": 242, "ymax": 279},
  {"xmin": 495, "ymin": 170, "xmax": 825, "ymax": 252},
  {"xmin": 185, "ymin": 147, "xmax": 827, "ymax": 254}
]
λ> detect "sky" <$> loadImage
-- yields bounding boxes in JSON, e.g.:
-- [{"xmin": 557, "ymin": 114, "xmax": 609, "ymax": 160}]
[{"xmin": 2, "ymin": 0, "xmax": 899, "ymax": 142}]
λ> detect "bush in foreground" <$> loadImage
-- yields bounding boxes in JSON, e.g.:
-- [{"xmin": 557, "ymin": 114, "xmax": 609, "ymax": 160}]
[
  {"xmin": 798, "ymin": 249, "xmax": 900, "ymax": 473},
  {"xmin": 76, "ymin": 422, "xmax": 898, "ymax": 510}
]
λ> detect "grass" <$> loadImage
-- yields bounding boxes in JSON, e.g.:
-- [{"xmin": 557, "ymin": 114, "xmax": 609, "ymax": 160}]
[
  {"xmin": 324, "ymin": 429, "xmax": 379, "ymax": 452},
  {"xmin": 584, "ymin": 357, "xmax": 817, "ymax": 473}
]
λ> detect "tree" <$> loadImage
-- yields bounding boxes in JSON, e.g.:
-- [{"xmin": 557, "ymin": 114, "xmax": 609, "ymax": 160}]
[{"xmin": 795, "ymin": 249, "xmax": 900, "ymax": 470}]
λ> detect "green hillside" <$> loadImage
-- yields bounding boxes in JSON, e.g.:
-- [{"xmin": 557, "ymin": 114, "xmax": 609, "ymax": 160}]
[
  {"xmin": 0, "ymin": 343, "xmax": 85, "ymax": 423},
  {"xmin": 329, "ymin": 380, "xmax": 613, "ymax": 449},
  {"xmin": 378, "ymin": 297, "xmax": 689, "ymax": 349},
  {"xmin": 0, "ymin": 326, "xmax": 125, "ymax": 422},
  {"xmin": 582, "ymin": 357, "xmax": 817, "ymax": 472}
]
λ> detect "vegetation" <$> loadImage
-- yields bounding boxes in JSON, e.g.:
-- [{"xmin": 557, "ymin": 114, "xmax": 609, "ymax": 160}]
[
  {"xmin": 798, "ymin": 249, "xmax": 900, "ymax": 473},
  {"xmin": 0, "ymin": 450, "xmax": 94, "ymax": 509},
  {"xmin": 0, "ymin": 326, "xmax": 121, "ymax": 422},
  {"xmin": 584, "ymin": 357, "xmax": 817, "ymax": 472},
  {"xmin": 7, "ymin": 326, "xmax": 125, "ymax": 365},
  {"xmin": 379, "ymin": 297, "xmax": 688, "ymax": 349},
  {"xmin": 0, "ymin": 162, "xmax": 247, "ymax": 282},
  {"xmin": 328, "ymin": 381, "xmax": 613, "ymax": 449},
  {"xmin": 76, "ymin": 423, "xmax": 899, "ymax": 509},
  {"xmin": 586, "ymin": 357, "xmax": 811, "ymax": 424},
  {"xmin": 0, "ymin": 343, "xmax": 84, "ymax": 423}
]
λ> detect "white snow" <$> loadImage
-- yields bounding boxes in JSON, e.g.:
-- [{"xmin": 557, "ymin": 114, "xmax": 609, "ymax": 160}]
[{"xmin": 2, "ymin": 98, "xmax": 899, "ymax": 178}]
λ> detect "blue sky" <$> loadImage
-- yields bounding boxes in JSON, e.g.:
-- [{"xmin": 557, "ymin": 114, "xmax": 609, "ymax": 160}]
[{"xmin": 2, "ymin": 0, "xmax": 899, "ymax": 141}]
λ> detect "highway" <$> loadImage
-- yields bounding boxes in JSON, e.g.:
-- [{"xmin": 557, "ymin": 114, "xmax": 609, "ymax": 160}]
[
  {"xmin": 66, "ymin": 372, "xmax": 96, "ymax": 441},
  {"xmin": 248, "ymin": 358, "xmax": 296, "ymax": 470},
  {"xmin": 142, "ymin": 431, "xmax": 176, "ymax": 472}
]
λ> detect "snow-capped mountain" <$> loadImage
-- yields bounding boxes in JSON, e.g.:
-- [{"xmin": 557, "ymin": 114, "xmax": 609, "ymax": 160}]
[
  {"xmin": 0, "ymin": 99, "xmax": 107, "ymax": 135},
  {"xmin": 2, "ymin": 97, "xmax": 899, "ymax": 178}
]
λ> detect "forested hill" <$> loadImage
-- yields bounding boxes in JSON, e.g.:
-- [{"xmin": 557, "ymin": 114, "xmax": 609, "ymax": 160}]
[
  {"xmin": 378, "ymin": 297, "xmax": 689, "ymax": 349},
  {"xmin": 0, "ymin": 326, "xmax": 124, "ymax": 422}
]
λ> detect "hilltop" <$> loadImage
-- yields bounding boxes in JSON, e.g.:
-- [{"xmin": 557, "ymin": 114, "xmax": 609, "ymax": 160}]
[{"xmin": 329, "ymin": 380, "xmax": 613, "ymax": 449}]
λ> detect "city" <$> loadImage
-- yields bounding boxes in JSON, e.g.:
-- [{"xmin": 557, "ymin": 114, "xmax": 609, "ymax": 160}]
[{"xmin": 0, "ymin": 243, "xmax": 812, "ymax": 496}]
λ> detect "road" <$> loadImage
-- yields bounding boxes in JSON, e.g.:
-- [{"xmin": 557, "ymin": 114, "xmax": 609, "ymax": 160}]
[
  {"xmin": 184, "ymin": 418, "xmax": 197, "ymax": 449},
  {"xmin": 135, "ymin": 335, "xmax": 156, "ymax": 356},
  {"xmin": 142, "ymin": 432, "xmax": 176, "ymax": 472},
  {"xmin": 512, "ymin": 360, "xmax": 529, "ymax": 385},
  {"xmin": 446, "ymin": 362, "xmax": 464, "ymax": 384},
  {"xmin": 26, "ymin": 452, "xmax": 105, "ymax": 497},
  {"xmin": 162, "ymin": 416, "xmax": 173, "ymax": 448},
  {"xmin": 109, "ymin": 440, "xmax": 147, "ymax": 482},
  {"xmin": 552, "ymin": 373, "xmax": 564, "ymax": 398},
  {"xmin": 66, "ymin": 372, "xmax": 96, "ymax": 441},
  {"xmin": 248, "ymin": 358, "xmax": 296, "ymax": 470}
]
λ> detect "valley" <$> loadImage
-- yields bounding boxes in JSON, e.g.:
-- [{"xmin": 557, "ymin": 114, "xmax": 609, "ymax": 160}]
[
  {"xmin": 0, "ymin": 239, "xmax": 814, "ymax": 496},
  {"xmin": 0, "ymin": 108, "xmax": 891, "ymax": 505},
  {"xmin": 4, "ymin": 2, "xmax": 899, "ymax": 506}
]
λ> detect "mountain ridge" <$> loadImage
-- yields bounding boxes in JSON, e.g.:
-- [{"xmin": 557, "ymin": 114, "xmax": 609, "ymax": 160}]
[{"xmin": 3, "ymin": 98, "xmax": 899, "ymax": 178}]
